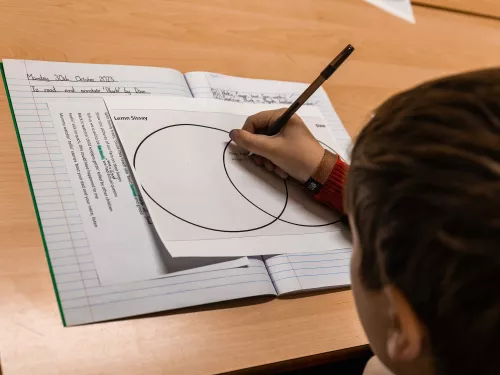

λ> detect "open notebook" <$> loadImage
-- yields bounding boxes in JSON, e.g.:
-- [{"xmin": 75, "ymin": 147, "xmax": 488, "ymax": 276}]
[{"xmin": 2, "ymin": 59, "xmax": 352, "ymax": 326}]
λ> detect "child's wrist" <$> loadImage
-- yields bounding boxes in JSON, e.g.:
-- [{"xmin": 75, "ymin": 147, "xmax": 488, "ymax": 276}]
[
  {"xmin": 303, "ymin": 150, "xmax": 338, "ymax": 192},
  {"xmin": 304, "ymin": 152, "xmax": 348, "ymax": 214},
  {"xmin": 311, "ymin": 150, "xmax": 339, "ymax": 184},
  {"xmin": 295, "ymin": 142, "xmax": 327, "ymax": 183}
]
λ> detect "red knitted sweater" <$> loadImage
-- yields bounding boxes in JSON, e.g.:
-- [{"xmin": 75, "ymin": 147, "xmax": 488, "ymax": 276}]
[{"xmin": 312, "ymin": 157, "xmax": 349, "ymax": 213}]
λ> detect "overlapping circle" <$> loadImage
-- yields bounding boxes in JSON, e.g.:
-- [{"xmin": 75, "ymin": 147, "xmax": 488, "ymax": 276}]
[{"xmin": 133, "ymin": 124, "xmax": 339, "ymax": 233}]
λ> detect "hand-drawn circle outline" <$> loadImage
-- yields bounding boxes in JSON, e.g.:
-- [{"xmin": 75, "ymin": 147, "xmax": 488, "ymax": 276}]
[
  {"xmin": 133, "ymin": 124, "xmax": 340, "ymax": 232},
  {"xmin": 224, "ymin": 140, "xmax": 340, "ymax": 227},
  {"xmin": 133, "ymin": 124, "xmax": 288, "ymax": 233}
]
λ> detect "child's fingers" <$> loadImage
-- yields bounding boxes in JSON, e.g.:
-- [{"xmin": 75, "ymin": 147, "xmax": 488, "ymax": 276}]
[
  {"xmin": 252, "ymin": 154, "xmax": 264, "ymax": 166},
  {"xmin": 264, "ymin": 159, "xmax": 275, "ymax": 172},
  {"xmin": 229, "ymin": 129, "xmax": 276, "ymax": 159},
  {"xmin": 250, "ymin": 154, "xmax": 287, "ymax": 179},
  {"xmin": 243, "ymin": 109, "xmax": 287, "ymax": 133},
  {"xmin": 274, "ymin": 166, "xmax": 288, "ymax": 179}
]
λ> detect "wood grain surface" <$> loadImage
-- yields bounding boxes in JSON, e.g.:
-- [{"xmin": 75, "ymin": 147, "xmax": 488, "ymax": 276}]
[
  {"xmin": 416, "ymin": 0, "xmax": 500, "ymax": 18},
  {"xmin": 0, "ymin": 1, "xmax": 499, "ymax": 374}
]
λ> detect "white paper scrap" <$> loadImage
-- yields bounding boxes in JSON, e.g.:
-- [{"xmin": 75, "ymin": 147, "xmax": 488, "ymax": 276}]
[{"xmin": 364, "ymin": 0, "xmax": 416, "ymax": 24}]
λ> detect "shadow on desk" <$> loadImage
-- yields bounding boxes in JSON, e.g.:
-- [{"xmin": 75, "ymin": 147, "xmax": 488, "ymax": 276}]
[
  {"xmin": 224, "ymin": 346, "xmax": 372, "ymax": 375},
  {"xmin": 279, "ymin": 286, "xmax": 352, "ymax": 300},
  {"xmin": 109, "ymin": 288, "xmax": 368, "ymax": 375}
]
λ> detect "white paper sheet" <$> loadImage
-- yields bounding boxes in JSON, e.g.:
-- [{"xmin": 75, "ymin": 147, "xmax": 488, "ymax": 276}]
[
  {"xmin": 364, "ymin": 0, "xmax": 416, "ymax": 24},
  {"xmin": 106, "ymin": 96, "xmax": 351, "ymax": 257}
]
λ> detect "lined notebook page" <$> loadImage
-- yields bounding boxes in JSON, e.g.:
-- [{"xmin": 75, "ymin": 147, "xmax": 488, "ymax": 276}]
[
  {"xmin": 185, "ymin": 71, "xmax": 351, "ymax": 161},
  {"xmin": 61, "ymin": 258, "xmax": 275, "ymax": 324},
  {"xmin": 3, "ymin": 60, "xmax": 275, "ymax": 325},
  {"xmin": 265, "ymin": 249, "xmax": 351, "ymax": 295}
]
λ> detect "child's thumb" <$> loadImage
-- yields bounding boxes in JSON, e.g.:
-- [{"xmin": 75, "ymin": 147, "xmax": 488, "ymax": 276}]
[{"xmin": 229, "ymin": 129, "xmax": 274, "ymax": 158}]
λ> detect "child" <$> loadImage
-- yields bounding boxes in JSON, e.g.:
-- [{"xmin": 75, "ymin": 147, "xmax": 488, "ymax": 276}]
[{"xmin": 229, "ymin": 69, "xmax": 500, "ymax": 375}]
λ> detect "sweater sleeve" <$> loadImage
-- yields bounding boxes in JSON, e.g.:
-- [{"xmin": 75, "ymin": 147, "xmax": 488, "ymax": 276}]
[{"xmin": 313, "ymin": 157, "xmax": 349, "ymax": 213}]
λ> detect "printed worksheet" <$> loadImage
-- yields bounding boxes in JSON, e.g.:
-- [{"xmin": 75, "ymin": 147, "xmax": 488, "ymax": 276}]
[
  {"xmin": 47, "ymin": 99, "xmax": 249, "ymax": 284},
  {"xmin": 4, "ymin": 59, "xmax": 247, "ymax": 286},
  {"xmin": 106, "ymin": 96, "xmax": 351, "ymax": 258}
]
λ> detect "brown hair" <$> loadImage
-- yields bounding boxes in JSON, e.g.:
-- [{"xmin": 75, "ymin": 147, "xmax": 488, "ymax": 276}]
[{"xmin": 346, "ymin": 69, "xmax": 500, "ymax": 375}]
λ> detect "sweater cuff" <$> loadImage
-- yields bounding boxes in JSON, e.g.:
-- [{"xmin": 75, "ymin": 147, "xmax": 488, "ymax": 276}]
[{"xmin": 313, "ymin": 157, "xmax": 349, "ymax": 213}]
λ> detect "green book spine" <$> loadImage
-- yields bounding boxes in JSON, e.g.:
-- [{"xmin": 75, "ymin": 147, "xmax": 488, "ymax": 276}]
[{"xmin": 1, "ymin": 62, "xmax": 66, "ymax": 326}]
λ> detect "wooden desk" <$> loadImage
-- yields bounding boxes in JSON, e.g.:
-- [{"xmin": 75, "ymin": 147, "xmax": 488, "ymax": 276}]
[
  {"xmin": 1, "ymin": 1, "xmax": 499, "ymax": 374},
  {"xmin": 415, "ymin": 0, "xmax": 500, "ymax": 18}
]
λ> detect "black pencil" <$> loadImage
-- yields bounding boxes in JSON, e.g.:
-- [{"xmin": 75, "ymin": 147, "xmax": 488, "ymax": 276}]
[{"xmin": 266, "ymin": 44, "xmax": 354, "ymax": 136}]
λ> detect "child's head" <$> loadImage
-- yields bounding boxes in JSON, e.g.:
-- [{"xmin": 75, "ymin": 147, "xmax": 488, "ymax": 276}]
[{"xmin": 346, "ymin": 69, "xmax": 500, "ymax": 375}]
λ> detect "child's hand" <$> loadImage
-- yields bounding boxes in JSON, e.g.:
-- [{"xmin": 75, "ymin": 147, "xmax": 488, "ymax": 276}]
[{"xmin": 229, "ymin": 109, "xmax": 330, "ymax": 183}]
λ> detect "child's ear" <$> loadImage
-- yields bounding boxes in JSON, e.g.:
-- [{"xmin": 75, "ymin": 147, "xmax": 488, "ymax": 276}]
[{"xmin": 384, "ymin": 285, "xmax": 425, "ymax": 362}]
